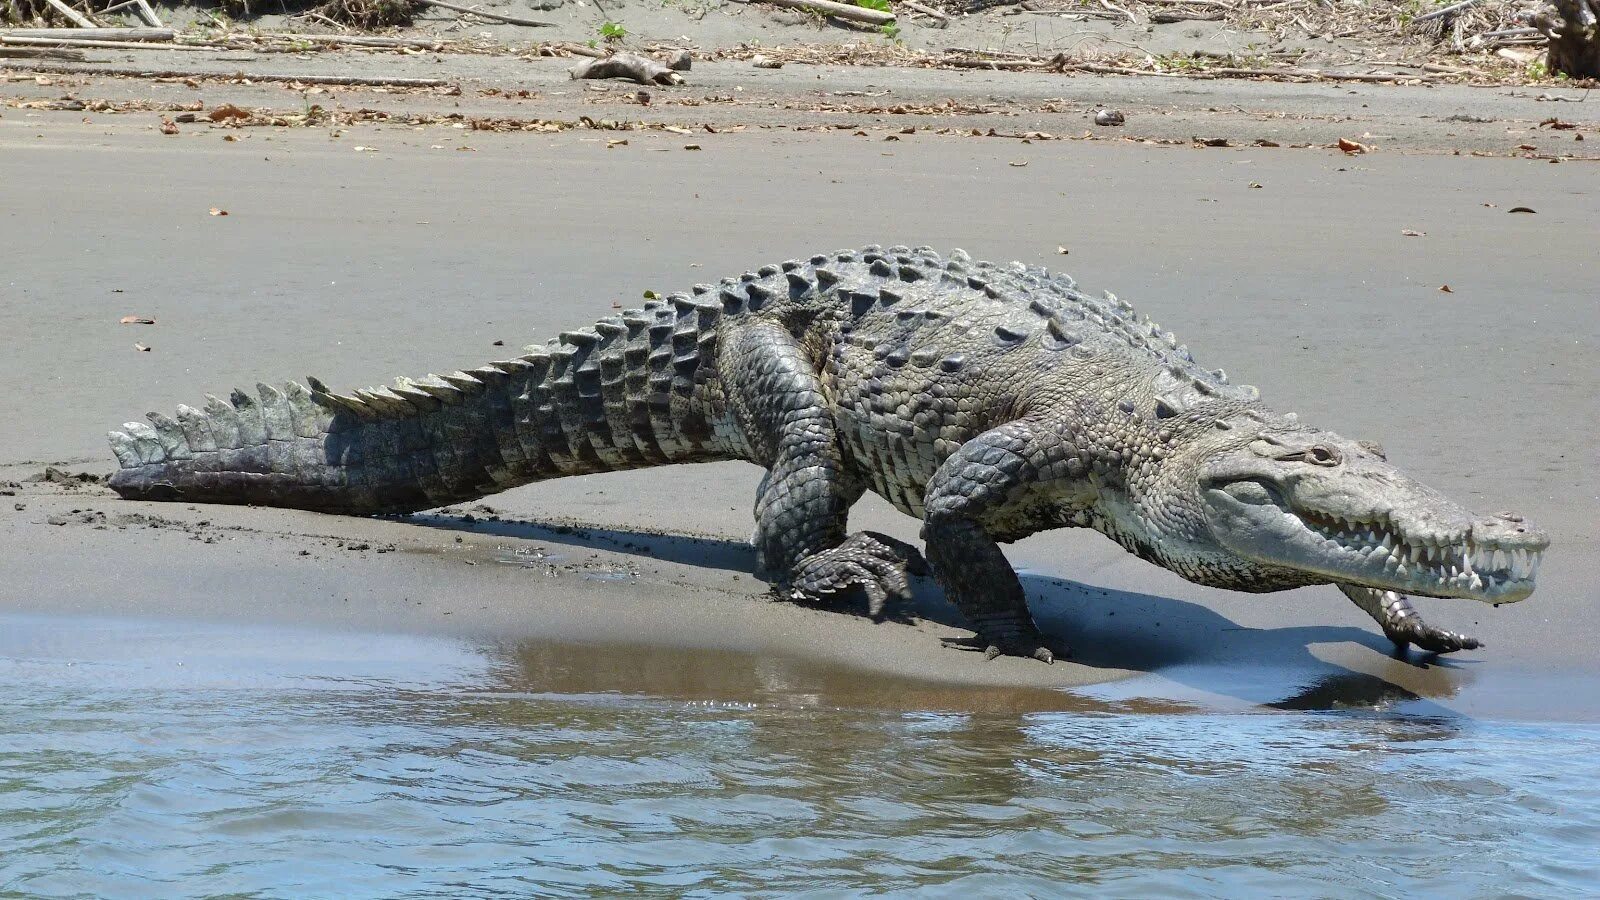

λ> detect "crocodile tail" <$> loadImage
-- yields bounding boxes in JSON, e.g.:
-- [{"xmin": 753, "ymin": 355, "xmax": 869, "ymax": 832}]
[{"xmin": 106, "ymin": 294, "xmax": 735, "ymax": 515}]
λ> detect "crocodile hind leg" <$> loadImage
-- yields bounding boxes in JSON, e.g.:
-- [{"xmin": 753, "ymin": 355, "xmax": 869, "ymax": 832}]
[
  {"xmin": 1338, "ymin": 584, "xmax": 1482, "ymax": 653},
  {"xmin": 921, "ymin": 420, "xmax": 1060, "ymax": 664},
  {"xmin": 728, "ymin": 323, "xmax": 925, "ymax": 616}
]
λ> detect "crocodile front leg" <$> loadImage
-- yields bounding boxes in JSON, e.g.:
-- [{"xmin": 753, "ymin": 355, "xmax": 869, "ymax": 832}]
[
  {"xmin": 727, "ymin": 323, "xmax": 923, "ymax": 614},
  {"xmin": 1339, "ymin": 583, "xmax": 1482, "ymax": 653},
  {"xmin": 922, "ymin": 420, "xmax": 1061, "ymax": 664}
]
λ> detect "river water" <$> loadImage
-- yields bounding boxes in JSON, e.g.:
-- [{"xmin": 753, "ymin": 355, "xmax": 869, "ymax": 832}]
[{"xmin": 2, "ymin": 614, "xmax": 1597, "ymax": 898}]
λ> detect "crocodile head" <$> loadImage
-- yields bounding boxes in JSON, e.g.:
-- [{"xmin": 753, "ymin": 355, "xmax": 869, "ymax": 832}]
[{"xmin": 1188, "ymin": 420, "xmax": 1548, "ymax": 603}]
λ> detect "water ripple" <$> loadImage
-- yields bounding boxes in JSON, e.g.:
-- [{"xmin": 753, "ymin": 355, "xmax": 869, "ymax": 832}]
[{"xmin": 2, "ymin": 619, "xmax": 1598, "ymax": 897}]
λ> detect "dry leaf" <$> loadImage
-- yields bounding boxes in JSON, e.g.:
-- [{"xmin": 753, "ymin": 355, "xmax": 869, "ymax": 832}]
[
  {"xmin": 1517, "ymin": 143, "xmax": 1538, "ymax": 151},
  {"xmin": 119, "ymin": 316, "xmax": 156, "ymax": 325},
  {"xmin": 1508, "ymin": 207, "xmax": 1537, "ymax": 214},
  {"xmin": 207, "ymin": 104, "xmax": 250, "ymax": 123},
  {"xmin": 1249, "ymin": 182, "xmax": 1263, "ymax": 189},
  {"xmin": 1337, "ymin": 138, "xmax": 1369, "ymax": 154},
  {"xmin": 1401, "ymin": 229, "xmax": 1425, "ymax": 236},
  {"xmin": 1008, "ymin": 160, "xmax": 1028, "ymax": 167},
  {"xmin": 133, "ymin": 343, "xmax": 151, "ymax": 352},
  {"xmin": 1439, "ymin": 285, "xmax": 1454, "ymax": 293},
  {"xmin": 1057, "ymin": 246, "xmax": 1070, "ymax": 255},
  {"xmin": 223, "ymin": 134, "xmax": 239, "ymax": 142},
  {"xmin": 208, "ymin": 207, "xmax": 228, "ymax": 216},
  {"xmin": 160, "ymin": 118, "xmax": 179, "ymax": 135},
  {"xmin": 606, "ymin": 139, "xmax": 629, "ymax": 148},
  {"xmin": 683, "ymin": 144, "xmax": 702, "ymax": 150}
]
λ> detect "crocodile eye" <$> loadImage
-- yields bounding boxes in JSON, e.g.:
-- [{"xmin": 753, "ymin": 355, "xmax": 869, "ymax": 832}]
[{"xmin": 1277, "ymin": 445, "xmax": 1341, "ymax": 466}]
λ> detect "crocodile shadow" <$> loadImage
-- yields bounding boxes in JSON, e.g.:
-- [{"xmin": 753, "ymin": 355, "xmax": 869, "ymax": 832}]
[{"xmin": 411, "ymin": 513, "xmax": 1466, "ymax": 714}]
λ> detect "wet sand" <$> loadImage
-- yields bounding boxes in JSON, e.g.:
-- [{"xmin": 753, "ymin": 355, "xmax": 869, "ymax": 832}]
[{"xmin": 1, "ymin": 120, "xmax": 1595, "ymax": 719}]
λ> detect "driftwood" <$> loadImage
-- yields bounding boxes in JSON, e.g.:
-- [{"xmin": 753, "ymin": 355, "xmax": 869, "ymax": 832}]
[
  {"xmin": 757, "ymin": 0, "xmax": 895, "ymax": 25},
  {"xmin": 570, "ymin": 51, "xmax": 684, "ymax": 85},
  {"xmin": 1, "ymin": 35, "xmax": 214, "ymax": 49},
  {"xmin": 42, "ymin": 0, "xmax": 96, "ymax": 28},
  {"xmin": 0, "ymin": 61, "xmax": 453, "ymax": 87},
  {"xmin": 415, "ymin": 0, "xmax": 556, "ymax": 26},
  {"xmin": 0, "ymin": 46, "xmax": 87, "ymax": 58},
  {"xmin": 1531, "ymin": 0, "xmax": 1600, "ymax": 77},
  {"xmin": 1, "ymin": 26, "xmax": 174, "ymax": 40},
  {"xmin": 253, "ymin": 32, "xmax": 446, "ymax": 49}
]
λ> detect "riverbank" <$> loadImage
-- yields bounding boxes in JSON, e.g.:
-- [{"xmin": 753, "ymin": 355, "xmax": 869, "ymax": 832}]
[{"xmin": 2, "ymin": 112, "xmax": 1596, "ymax": 719}]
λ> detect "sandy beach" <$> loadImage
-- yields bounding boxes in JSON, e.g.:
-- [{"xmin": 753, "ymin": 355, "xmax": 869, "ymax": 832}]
[{"xmin": 1, "ymin": 108, "xmax": 1596, "ymax": 720}]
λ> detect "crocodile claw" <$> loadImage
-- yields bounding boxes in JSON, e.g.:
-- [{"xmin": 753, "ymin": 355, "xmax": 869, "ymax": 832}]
[
  {"xmin": 984, "ymin": 642, "xmax": 1055, "ymax": 664},
  {"xmin": 1386, "ymin": 622, "xmax": 1482, "ymax": 655},
  {"xmin": 790, "ymin": 531, "xmax": 926, "ymax": 619}
]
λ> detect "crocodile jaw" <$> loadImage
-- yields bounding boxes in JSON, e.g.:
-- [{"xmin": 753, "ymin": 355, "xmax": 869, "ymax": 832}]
[{"xmin": 1201, "ymin": 479, "xmax": 1548, "ymax": 604}]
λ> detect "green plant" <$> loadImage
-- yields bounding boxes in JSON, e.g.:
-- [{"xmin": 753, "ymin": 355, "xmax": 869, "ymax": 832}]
[
  {"xmin": 879, "ymin": 22, "xmax": 900, "ymax": 39},
  {"xmin": 599, "ymin": 20, "xmax": 627, "ymax": 41},
  {"xmin": 855, "ymin": 0, "xmax": 891, "ymax": 11},
  {"xmin": 1525, "ymin": 58, "xmax": 1549, "ymax": 80}
]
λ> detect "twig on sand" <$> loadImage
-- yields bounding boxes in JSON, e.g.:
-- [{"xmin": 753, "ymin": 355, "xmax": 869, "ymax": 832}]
[
  {"xmin": 414, "ymin": 0, "xmax": 556, "ymax": 26},
  {"xmin": 755, "ymin": 0, "xmax": 895, "ymax": 26},
  {"xmin": 570, "ymin": 51, "xmax": 684, "ymax": 85}
]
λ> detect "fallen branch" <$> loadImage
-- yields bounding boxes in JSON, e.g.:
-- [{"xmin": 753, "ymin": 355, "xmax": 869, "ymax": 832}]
[
  {"xmin": 901, "ymin": 0, "xmax": 949, "ymax": 22},
  {"xmin": 944, "ymin": 56, "xmax": 1050, "ymax": 69},
  {"xmin": 252, "ymin": 32, "xmax": 446, "ymax": 49},
  {"xmin": 1413, "ymin": 0, "xmax": 1485, "ymax": 23},
  {"xmin": 1477, "ymin": 26, "xmax": 1541, "ymax": 38},
  {"xmin": 132, "ymin": 0, "xmax": 161, "ymax": 27},
  {"xmin": 414, "ymin": 0, "xmax": 556, "ymax": 26},
  {"xmin": 42, "ymin": 0, "xmax": 97, "ymax": 28},
  {"xmin": 946, "ymin": 46, "xmax": 1036, "ymax": 58},
  {"xmin": 755, "ymin": 0, "xmax": 895, "ymax": 26},
  {"xmin": 570, "ymin": 51, "xmax": 684, "ymax": 85},
  {"xmin": 1, "ymin": 35, "xmax": 215, "ymax": 50},
  {"xmin": 0, "ymin": 46, "xmax": 87, "ymax": 59},
  {"xmin": 0, "ymin": 62, "xmax": 454, "ymax": 87},
  {"xmin": 548, "ymin": 41, "xmax": 609, "ymax": 57},
  {"xmin": 1, "ymin": 26, "xmax": 174, "ymax": 40},
  {"xmin": 1206, "ymin": 66, "xmax": 1436, "ymax": 81},
  {"xmin": 1152, "ymin": 9, "xmax": 1222, "ymax": 21}
]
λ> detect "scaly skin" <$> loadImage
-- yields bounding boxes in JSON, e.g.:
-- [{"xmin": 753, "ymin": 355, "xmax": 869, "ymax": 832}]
[{"xmin": 108, "ymin": 245, "xmax": 1551, "ymax": 662}]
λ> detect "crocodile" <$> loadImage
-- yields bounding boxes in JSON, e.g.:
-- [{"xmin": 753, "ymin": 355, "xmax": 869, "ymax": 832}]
[{"xmin": 107, "ymin": 245, "xmax": 1550, "ymax": 662}]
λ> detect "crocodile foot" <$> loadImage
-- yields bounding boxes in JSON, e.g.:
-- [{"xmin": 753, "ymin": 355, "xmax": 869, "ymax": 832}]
[
  {"xmin": 965, "ymin": 616, "xmax": 1060, "ymax": 664},
  {"xmin": 1385, "ymin": 618, "xmax": 1482, "ymax": 655},
  {"xmin": 790, "ymin": 531, "xmax": 929, "ymax": 619},
  {"xmin": 1340, "ymin": 585, "xmax": 1482, "ymax": 655}
]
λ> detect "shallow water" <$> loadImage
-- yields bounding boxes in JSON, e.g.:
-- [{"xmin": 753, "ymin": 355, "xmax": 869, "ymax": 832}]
[{"xmin": 2, "ymin": 615, "xmax": 1598, "ymax": 898}]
